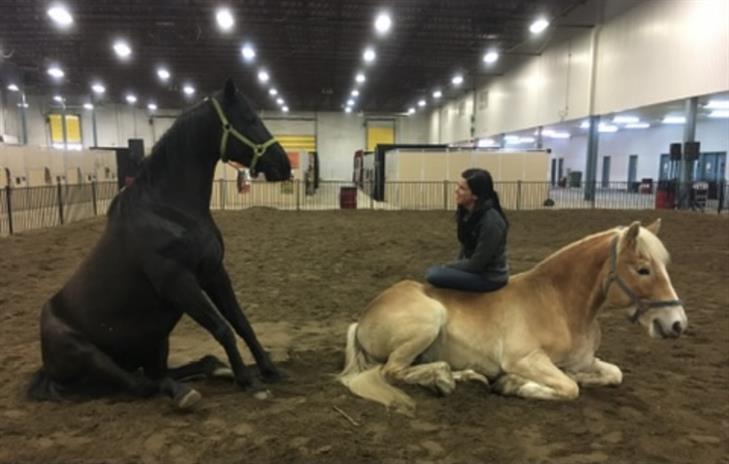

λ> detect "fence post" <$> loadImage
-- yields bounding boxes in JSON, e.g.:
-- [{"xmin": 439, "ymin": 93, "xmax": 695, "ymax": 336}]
[
  {"xmin": 370, "ymin": 184, "xmax": 374, "ymax": 210},
  {"xmin": 5, "ymin": 186, "xmax": 13, "ymax": 235},
  {"xmin": 590, "ymin": 181, "xmax": 597, "ymax": 209},
  {"xmin": 91, "ymin": 181, "xmax": 98, "ymax": 216},
  {"xmin": 219, "ymin": 179, "xmax": 225, "ymax": 211},
  {"xmin": 443, "ymin": 180, "xmax": 449, "ymax": 210},
  {"xmin": 296, "ymin": 179, "xmax": 301, "ymax": 212},
  {"xmin": 516, "ymin": 180, "xmax": 522, "ymax": 211},
  {"xmin": 56, "ymin": 182, "xmax": 65, "ymax": 225}
]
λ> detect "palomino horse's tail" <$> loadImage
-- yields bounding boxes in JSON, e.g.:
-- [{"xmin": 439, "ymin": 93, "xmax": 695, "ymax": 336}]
[
  {"xmin": 27, "ymin": 368, "xmax": 62, "ymax": 401},
  {"xmin": 337, "ymin": 323, "xmax": 415, "ymax": 413}
]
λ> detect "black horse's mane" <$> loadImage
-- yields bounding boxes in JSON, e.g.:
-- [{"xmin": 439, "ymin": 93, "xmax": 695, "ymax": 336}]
[{"xmin": 134, "ymin": 98, "xmax": 213, "ymax": 185}]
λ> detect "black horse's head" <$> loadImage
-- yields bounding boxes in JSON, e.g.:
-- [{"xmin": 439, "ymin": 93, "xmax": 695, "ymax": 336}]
[{"xmin": 211, "ymin": 79, "xmax": 291, "ymax": 181}]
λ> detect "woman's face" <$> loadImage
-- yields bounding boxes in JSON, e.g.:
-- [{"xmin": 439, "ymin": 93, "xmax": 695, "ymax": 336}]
[{"xmin": 455, "ymin": 178, "xmax": 477, "ymax": 209}]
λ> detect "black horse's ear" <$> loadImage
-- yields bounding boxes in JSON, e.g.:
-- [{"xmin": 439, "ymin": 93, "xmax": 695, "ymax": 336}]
[{"xmin": 224, "ymin": 78, "xmax": 236, "ymax": 101}]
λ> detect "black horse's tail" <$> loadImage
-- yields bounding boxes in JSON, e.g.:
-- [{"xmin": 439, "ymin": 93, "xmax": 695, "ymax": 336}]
[{"xmin": 27, "ymin": 368, "xmax": 60, "ymax": 401}]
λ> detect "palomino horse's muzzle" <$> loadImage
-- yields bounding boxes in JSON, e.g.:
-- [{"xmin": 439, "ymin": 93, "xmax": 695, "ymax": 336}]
[{"xmin": 602, "ymin": 236, "xmax": 683, "ymax": 328}]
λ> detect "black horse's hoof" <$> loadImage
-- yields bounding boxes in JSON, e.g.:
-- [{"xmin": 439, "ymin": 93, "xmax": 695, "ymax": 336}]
[
  {"xmin": 174, "ymin": 387, "xmax": 202, "ymax": 410},
  {"xmin": 260, "ymin": 366, "xmax": 285, "ymax": 384}
]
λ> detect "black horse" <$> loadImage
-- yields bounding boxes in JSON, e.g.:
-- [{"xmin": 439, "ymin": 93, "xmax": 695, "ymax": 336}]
[{"xmin": 28, "ymin": 79, "xmax": 291, "ymax": 409}]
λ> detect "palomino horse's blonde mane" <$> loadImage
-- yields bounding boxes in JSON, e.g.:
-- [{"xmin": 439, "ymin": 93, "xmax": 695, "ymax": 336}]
[{"xmin": 528, "ymin": 225, "xmax": 670, "ymax": 276}]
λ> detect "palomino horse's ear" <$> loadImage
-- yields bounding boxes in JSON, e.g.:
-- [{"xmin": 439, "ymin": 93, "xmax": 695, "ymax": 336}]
[
  {"xmin": 223, "ymin": 78, "xmax": 236, "ymax": 101},
  {"xmin": 645, "ymin": 218, "xmax": 661, "ymax": 236},
  {"xmin": 624, "ymin": 221, "xmax": 641, "ymax": 249}
]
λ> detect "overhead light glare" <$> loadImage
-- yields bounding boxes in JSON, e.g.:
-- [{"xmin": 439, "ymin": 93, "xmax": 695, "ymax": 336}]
[
  {"xmin": 708, "ymin": 110, "xmax": 729, "ymax": 118},
  {"xmin": 451, "ymin": 74, "xmax": 463, "ymax": 86},
  {"xmin": 113, "ymin": 40, "xmax": 132, "ymax": 59},
  {"xmin": 216, "ymin": 8, "xmax": 234, "ymax": 31},
  {"xmin": 529, "ymin": 17, "xmax": 550, "ymax": 34},
  {"xmin": 282, "ymin": 106, "xmax": 289, "ymax": 113},
  {"xmin": 483, "ymin": 51, "xmax": 499, "ymax": 64},
  {"xmin": 148, "ymin": 103, "xmax": 158, "ymax": 111},
  {"xmin": 157, "ymin": 68, "xmax": 171, "ymax": 81},
  {"xmin": 363, "ymin": 47, "xmax": 376, "ymax": 63},
  {"xmin": 47, "ymin": 4, "xmax": 73, "ymax": 28},
  {"xmin": 613, "ymin": 115, "xmax": 639, "ymax": 124},
  {"xmin": 48, "ymin": 66, "xmax": 65, "ymax": 79},
  {"xmin": 241, "ymin": 44, "xmax": 256, "ymax": 61},
  {"xmin": 705, "ymin": 100, "xmax": 729, "ymax": 110},
  {"xmin": 91, "ymin": 83, "xmax": 106, "ymax": 94},
  {"xmin": 418, "ymin": 99, "xmax": 426, "ymax": 107},
  {"xmin": 662, "ymin": 115, "xmax": 686, "ymax": 124},
  {"xmin": 183, "ymin": 85, "xmax": 195, "ymax": 96},
  {"xmin": 126, "ymin": 94, "xmax": 137, "ymax": 104},
  {"xmin": 83, "ymin": 103, "xmax": 94, "ymax": 110},
  {"xmin": 258, "ymin": 70, "xmax": 270, "ymax": 83},
  {"xmin": 432, "ymin": 90, "xmax": 442, "ymax": 99},
  {"xmin": 351, "ymin": 89, "xmax": 360, "ymax": 97},
  {"xmin": 625, "ymin": 122, "xmax": 650, "ymax": 129},
  {"xmin": 374, "ymin": 12, "xmax": 392, "ymax": 35},
  {"xmin": 355, "ymin": 73, "xmax": 366, "ymax": 84},
  {"xmin": 7, "ymin": 84, "xmax": 19, "ymax": 92}
]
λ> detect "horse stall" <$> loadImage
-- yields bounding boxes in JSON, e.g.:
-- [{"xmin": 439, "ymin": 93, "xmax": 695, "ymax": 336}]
[
  {"xmin": 375, "ymin": 147, "xmax": 550, "ymax": 209},
  {"xmin": 0, "ymin": 144, "xmax": 118, "ymax": 233}
]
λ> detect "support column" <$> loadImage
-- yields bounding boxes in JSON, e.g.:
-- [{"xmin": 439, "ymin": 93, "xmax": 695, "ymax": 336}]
[
  {"xmin": 584, "ymin": 115, "xmax": 600, "ymax": 202},
  {"xmin": 20, "ymin": 92, "xmax": 28, "ymax": 145},
  {"xmin": 536, "ymin": 126, "xmax": 543, "ymax": 149},
  {"xmin": 678, "ymin": 97, "xmax": 698, "ymax": 208}
]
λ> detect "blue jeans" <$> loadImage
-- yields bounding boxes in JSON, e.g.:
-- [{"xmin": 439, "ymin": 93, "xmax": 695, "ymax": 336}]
[{"xmin": 425, "ymin": 266, "xmax": 507, "ymax": 292}]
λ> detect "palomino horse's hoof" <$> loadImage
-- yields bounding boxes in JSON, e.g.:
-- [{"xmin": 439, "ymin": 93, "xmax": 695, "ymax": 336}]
[{"xmin": 175, "ymin": 388, "xmax": 202, "ymax": 410}]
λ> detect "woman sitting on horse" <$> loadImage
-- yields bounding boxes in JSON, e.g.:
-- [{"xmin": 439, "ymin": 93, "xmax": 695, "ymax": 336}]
[{"xmin": 426, "ymin": 168, "xmax": 509, "ymax": 292}]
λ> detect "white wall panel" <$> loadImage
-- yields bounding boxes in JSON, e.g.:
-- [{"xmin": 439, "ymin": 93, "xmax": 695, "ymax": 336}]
[{"xmin": 595, "ymin": 0, "xmax": 729, "ymax": 114}]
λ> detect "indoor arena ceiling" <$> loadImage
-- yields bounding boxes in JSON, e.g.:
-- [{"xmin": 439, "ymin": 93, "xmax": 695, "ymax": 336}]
[{"xmin": 0, "ymin": 0, "xmax": 598, "ymax": 113}]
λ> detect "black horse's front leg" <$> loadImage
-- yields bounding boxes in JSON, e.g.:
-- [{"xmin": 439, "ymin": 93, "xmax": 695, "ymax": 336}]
[
  {"xmin": 145, "ymin": 262, "xmax": 266, "ymax": 394},
  {"xmin": 203, "ymin": 266, "xmax": 283, "ymax": 383}
]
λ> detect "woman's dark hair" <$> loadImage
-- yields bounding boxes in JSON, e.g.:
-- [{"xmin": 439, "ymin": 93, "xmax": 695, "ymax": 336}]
[{"xmin": 458, "ymin": 168, "xmax": 508, "ymax": 225}]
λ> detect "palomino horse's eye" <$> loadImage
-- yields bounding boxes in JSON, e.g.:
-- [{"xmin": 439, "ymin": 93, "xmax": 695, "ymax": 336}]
[{"xmin": 637, "ymin": 268, "xmax": 651, "ymax": 276}]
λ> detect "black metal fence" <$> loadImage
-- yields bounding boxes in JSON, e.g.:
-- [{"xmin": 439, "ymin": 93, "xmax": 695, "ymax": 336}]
[{"xmin": 1, "ymin": 179, "xmax": 727, "ymax": 237}]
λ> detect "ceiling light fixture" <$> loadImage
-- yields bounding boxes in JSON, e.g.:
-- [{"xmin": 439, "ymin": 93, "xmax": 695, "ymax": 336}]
[
  {"xmin": 269, "ymin": 88, "xmax": 278, "ymax": 96},
  {"xmin": 148, "ymin": 103, "xmax": 158, "ymax": 111},
  {"xmin": 483, "ymin": 50, "xmax": 499, "ymax": 64},
  {"xmin": 216, "ymin": 8, "xmax": 234, "ymax": 31},
  {"xmin": 91, "ymin": 83, "xmax": 106, "ymax": 94},
  {"xmin": 351, "ymin": 89, "xmax": 360, "ymax": 97},
  {"xmin": 451, "ymin": 74, "xmax": 463, "ymax": 86},
  {"xmin": 258, "ymin": 70, "xmax": 270, "ymax": 83},
  {"xmin": 7, "ymin": 84, "xmax": 19, "ymax": 92},
  {"xmin": 282, "ymin": 106, "xmax": 289, "ymax": 113},
  {"xmin": 113, "ymin": 40, "xmax": 132, "ymax": 59},
  {"xmin": 363, "ymin": 47, "xmax": 376, "ymax": 63},
  {"xmin": 374, "ymin": 12, "xmax": 392, "ymax": 35},
  {"xmin": 157, "ymin": 68, "xmax": 171, "ymax": 81},
  {"xmin": 126, "ymin": 94, "xmax": 137, "ymax": 104},
  {"xmin": 418, "ymin": 99, "xmax": 426, "ymax": 107},
  {"xmin": 355, "ymin": 73, "xmax": 366, "ymax": 84},
  {"xmin": 241, "ymin": 43, "xmax": 256, "ymax": 62},
  {"xmin": 432, "ymin": 90, "xmax": 442, "ymax": 99},
  {"xmin": 529, "ymin": 17, "xmax": 550, "ymax": 34},
  {"xmin": 47, "ymin": 4, "xmax": 73, "ymax": 28},
  {"xmin": 83, "ymin": 103, "xmax": 94, "ymax": 110},
  {"xmin": 47, "ymin": 66, "xmax": 65, "ymax": 79},
  {"xmin": 183, "ymin": 85, "xmax": 195, "ymax": 96}
]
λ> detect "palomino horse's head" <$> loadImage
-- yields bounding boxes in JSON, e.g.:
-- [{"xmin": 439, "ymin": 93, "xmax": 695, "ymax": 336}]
[
  {"xmin": 209, "ymin": 79, "xmax": 291, "ymax": 181},
  {"xmin": 603, "ymin": 219, "xmax": 687, "ymax": 339}
]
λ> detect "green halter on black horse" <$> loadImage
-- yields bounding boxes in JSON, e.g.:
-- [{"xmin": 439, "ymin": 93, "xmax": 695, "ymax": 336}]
[{"xmin": 28, "ymin": 79, "xmax": 291, "ymax": 409}]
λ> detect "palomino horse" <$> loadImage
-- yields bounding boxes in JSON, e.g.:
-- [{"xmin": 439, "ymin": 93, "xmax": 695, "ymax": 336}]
[
  {"xmin": 28, "ymin": 79, "xmax": 291, "ymax": 409},
  {"xmin": 339, "ymin": 220, "xmax": 686, "ymax": 412}
]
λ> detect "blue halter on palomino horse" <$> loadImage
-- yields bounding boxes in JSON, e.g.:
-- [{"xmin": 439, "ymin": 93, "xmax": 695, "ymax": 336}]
[{"xmin": 28, "ymin": 79, "xmax": 291, "ymax": 409}]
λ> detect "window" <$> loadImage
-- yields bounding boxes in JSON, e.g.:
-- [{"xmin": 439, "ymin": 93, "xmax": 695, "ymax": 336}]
[{"xmin": 48, "ymin": 113, "xmax": 82, "ymax": 149}]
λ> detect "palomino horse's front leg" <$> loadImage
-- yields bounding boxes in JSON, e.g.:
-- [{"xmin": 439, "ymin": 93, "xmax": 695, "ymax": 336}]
[
  {"xmin": 495, "ymin": 350, "xmax": 579, "ymax": 400},
  {"xmin": 569, "ymin": 358, "xmax": 623, "ymax": 387}
]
